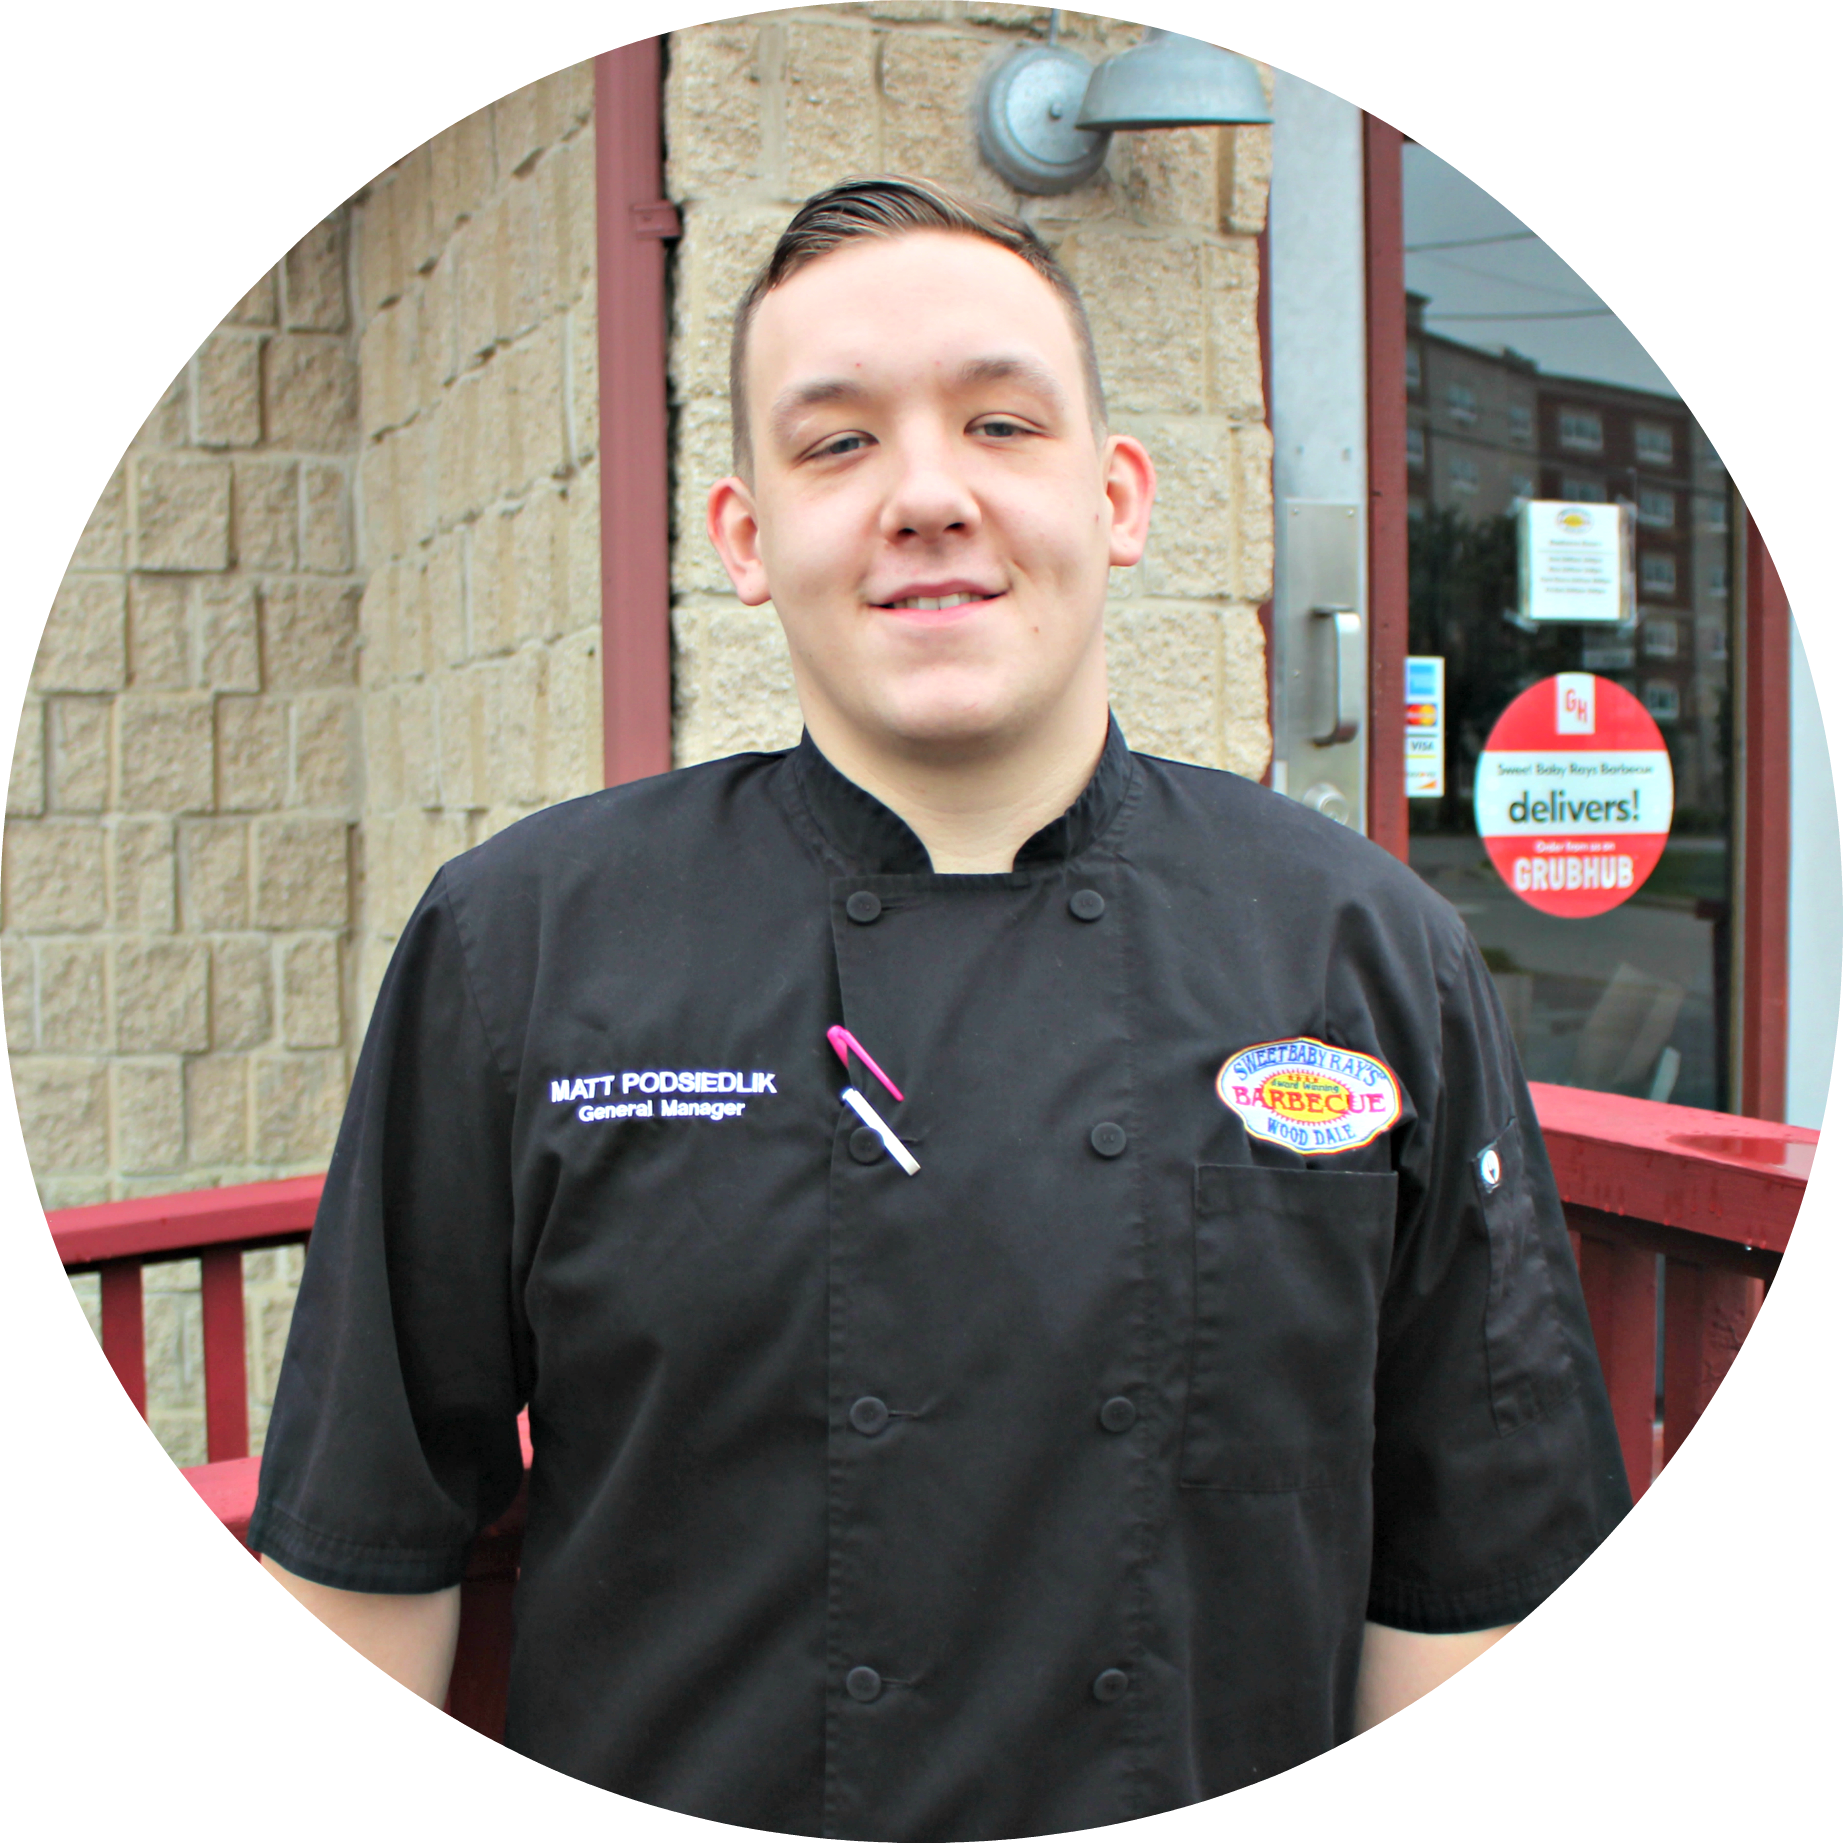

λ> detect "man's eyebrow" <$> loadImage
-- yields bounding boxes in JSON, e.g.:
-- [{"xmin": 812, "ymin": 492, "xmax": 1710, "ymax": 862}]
[
  {"xmin": 955, "ymin": 354, "xmax": 1068, "ymax": 409},
  {"xmin": 767, "ymin": 378, "xmax": 867, "ymax": 448}
]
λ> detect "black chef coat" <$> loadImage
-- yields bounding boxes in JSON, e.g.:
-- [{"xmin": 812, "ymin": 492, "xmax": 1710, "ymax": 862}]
[{"xmin": 250, "ymin": 719, "xmax": 1629, "ymax": 1840}]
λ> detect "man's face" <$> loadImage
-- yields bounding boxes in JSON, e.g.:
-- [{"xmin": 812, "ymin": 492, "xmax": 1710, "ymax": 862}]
[{"xmin": 708, "ymin": 231, "xmax": 1154, "ymax": 764}]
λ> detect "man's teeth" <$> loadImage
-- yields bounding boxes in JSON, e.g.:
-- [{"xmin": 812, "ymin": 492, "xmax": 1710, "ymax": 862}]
[{"xmin": 886, "ymin": 593, "xmax": 987, "ymax": 611}]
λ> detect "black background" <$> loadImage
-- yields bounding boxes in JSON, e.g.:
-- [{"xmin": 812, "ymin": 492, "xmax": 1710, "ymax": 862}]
[{"xmin": 14, "ymin": 10, "xmax": 1820, "ymax": 1828}]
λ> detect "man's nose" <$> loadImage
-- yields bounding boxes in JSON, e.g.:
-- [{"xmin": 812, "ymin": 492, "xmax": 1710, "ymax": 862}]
[{"xmin": 879, "ymin": 433, "xmax": 980, "ymax": 541}]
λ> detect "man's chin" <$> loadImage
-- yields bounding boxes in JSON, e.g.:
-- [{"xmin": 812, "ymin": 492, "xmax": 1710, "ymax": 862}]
[{"xmin": 850, "ymin": 688, "xmax": 1037, "ymax": 761}]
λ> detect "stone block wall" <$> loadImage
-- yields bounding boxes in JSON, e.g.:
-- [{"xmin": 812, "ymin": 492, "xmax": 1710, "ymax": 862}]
[
  {"xmin": 13, "ymin": 65, "xmax": 605, "ymax": 1468},
  {"xmin": 664, "ymin": 7, "xmax": 1273, "ymax": 776},
  {"xmin": 349, "ymin": 63, "xmax": 604, "ymax": 1023},
  {"xmin": 6, "ymin": 219, "xmax": 362, "ymax": 1462}
]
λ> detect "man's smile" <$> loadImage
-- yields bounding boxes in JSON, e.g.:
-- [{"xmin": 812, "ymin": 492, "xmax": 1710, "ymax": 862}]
[{"xmin": 871, "ymin": 580, "xmax": 1006, "ymax": 620}]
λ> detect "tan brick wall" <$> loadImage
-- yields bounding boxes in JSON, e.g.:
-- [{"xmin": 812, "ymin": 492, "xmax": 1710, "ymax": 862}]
[
  {"xmin": 16, "ymin": 67, "xmax": 603, "ymax": 1469},
  {"xmin": 349, "ymin": 64, "xmax": 604, "ymax": 1025},
  {"xmin": 7, "ymin": 219, "xmax": 362, "ymax": 1463},
  {"xmin": 664, "ymin": 8, "xmax": 1273, "ymax": 775}
]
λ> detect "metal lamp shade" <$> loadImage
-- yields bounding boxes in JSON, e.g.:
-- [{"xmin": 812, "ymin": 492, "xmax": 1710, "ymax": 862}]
[{"xmin": 1075, "ymin": 29, "xmax": 1272, "ymax": 132}]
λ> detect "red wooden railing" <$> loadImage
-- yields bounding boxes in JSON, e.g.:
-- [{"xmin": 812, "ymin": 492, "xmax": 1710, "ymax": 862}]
[
  {"xmin": 48, "ymin": 1171, "xmax": 521, "ymax": 1736},
  {"xmin": 47, "ymin": 1087, "xmax": 1817, "ymax": 1738}
]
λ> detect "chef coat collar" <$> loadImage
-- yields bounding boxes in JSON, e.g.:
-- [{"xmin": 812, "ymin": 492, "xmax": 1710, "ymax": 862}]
[{"xmin": 790, "ymin": 715, "xmax": 1135, "ymax": 875}]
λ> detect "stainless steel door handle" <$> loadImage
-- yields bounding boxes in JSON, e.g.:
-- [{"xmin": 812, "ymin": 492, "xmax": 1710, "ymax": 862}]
[{"xmin": 1312, "ymin": 605, "xmax": 1362, "ymax": 745}]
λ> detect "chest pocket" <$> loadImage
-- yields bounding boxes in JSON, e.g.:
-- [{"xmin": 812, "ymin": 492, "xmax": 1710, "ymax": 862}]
[{"xmin": 1181, "ymin": 1165, "xmax": 1398, "ymax": 1492}]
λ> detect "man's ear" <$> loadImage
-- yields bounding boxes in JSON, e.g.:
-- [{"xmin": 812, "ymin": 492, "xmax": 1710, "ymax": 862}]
[
  {"xmin": 1101, "ymin": 434, "xmax": 1156, "ymax": 569},
  {"xmin": 708, "ymin": 475, "xmax": 773, "ymax": 607}
]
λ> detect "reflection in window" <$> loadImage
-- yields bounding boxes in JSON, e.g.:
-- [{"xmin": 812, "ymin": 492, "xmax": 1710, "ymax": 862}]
[
  {"xmin": 1448, "ymin": 381, "xmax": 1477, "ymax": 423},
  {"xmin": 1406, "ymin": 424, "xmax": 1426, "ymax": 468},
  {"xmin": 1405, "ymin": 344, "xmax": 1423, "ymax": 390},
  {"xmin": 1559, "ymin": 408, "xmax": 1604, "ymax": 451},
  {"xmin": 1403, "ymin": 141, "xmax": 1741, "ymax": 1112},
  {"xmin": 1641, "ymin": 553, "xmax": 1678, "ymax": 595},
  {"xmin": 1643, "ymin": 681, "xmax": 1681, "ymax": 723},
  {"xmin": 1583, "ymin": 636, "xmax": 1636, "ymax": 671},
  {"xmin": 1709, "ymin": 561, "xmax": 1730, "ymax": 596},
  {"xmin": 1450, "ymin": 455, "xmax": 1479, "ymax": 493},
  {"xmin": 1635, "ymin": 421, "xmax": 1675, "ymax": 466}
]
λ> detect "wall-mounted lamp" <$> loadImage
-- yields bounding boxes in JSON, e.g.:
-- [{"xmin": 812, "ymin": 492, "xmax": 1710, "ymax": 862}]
[{"xmin": 977, "ymin": 23, "xmax": 1273, "ymax": 196}]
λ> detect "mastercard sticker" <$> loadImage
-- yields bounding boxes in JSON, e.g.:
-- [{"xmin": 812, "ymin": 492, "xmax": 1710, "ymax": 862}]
[{"xmin": 1217, "ymin": 1037, "xmax": 1402, "ymax": 1154}]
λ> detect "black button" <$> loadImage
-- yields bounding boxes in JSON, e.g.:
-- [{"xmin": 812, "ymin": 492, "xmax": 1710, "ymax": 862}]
[
  {"xmin": 1090, "ymin": 1121, "xmax": 1127, "ymax": 1158},
  {"xmin": 1092, "ymin": 1668, "xmax": 1128, "ymax": 1703},
  {"xmin": 846, "ymin": 1666, "xmax": 883, "ymax": 1702},
  {"xmin": 846, "ymin": 891, "xmax": 883, "ymax": 924},
  {"xmin": 849, "ymin": 1396, "xmax": 891, "ymax": 1436},
  {"xmin": 1099, "ymin": 1396, "xmax": 1136, "ymax": 1433},
  {"xmin": 849, "ymin": 1125, "xmax": 884, "ymax": 1163},
  {"xmin": 1069, "ymin": 889, "xmax": 1106, "ymax": 922}
]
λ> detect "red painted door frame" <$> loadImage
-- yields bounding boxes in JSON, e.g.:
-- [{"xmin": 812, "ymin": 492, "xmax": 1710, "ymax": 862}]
[
  {"xmin": 594, "ymin": 40, "xmax": 676, "ymax": 787},
  {"xmin": 1740, "ymin": 514, "xmax": 1791, "ymax": 1120},
  {"xmin": 1362, "ymin": 114, "xmax": 1410, "ymax": 862}
]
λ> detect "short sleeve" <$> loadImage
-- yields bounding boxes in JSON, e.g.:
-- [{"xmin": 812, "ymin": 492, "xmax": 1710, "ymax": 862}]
[
  {"xmin": 247, "ymin": 868, "xmax": 527, "ymax": 1593},
  {"xmin": 1367, "ymin": 927, "xmax": 1631, "ymax": 1633}
]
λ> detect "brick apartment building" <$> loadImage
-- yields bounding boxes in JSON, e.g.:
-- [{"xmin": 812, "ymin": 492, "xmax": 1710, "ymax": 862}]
[{"xmin": 1405, "ymin": 293, "xmax": 1732, "ymax": 821}]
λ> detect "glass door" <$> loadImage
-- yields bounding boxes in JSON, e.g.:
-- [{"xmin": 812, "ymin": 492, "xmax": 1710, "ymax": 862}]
[{"xmin": 1399, "ymin": 144, "xmax": 1737, "ymax": 1110}]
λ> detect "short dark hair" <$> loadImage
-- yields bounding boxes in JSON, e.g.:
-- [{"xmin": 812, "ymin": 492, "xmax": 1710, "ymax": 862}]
[{"xmin": 727, "ymin": 173, "xmax": 1107, "ymax": 476}]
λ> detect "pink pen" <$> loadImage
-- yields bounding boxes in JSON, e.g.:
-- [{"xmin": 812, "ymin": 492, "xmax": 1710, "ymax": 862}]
[{"xmin": 827, "ymin": 1025, "xmax": 903, "ymax": 1102}]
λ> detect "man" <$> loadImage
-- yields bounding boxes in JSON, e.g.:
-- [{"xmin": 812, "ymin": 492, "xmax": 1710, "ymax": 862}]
[{"xmin": 251, "ymin": 175, "xmax": 1629, "ymax": 1838}]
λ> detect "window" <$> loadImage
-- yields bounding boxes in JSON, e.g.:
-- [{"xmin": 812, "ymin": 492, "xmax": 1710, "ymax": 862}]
[
  {"xmin": 1641, "ymin": 553, "xmax": 1678, "ymax": 595},
  {"xmin": 1449, "ymin": 455, "xmax": 1479, "ymax": 493},
  {"xmin": 1507, "ymin": 403, "xmax": 1534, "ymax": 442},
  {"xmin": 1509, "ymin": 474, "xmax": 1533, "ymax": 504},
  {"xmin": 1704, "ymin": 623, "xmax": 1729, "ymax": 663},
  {"xmin": 1635, "ymin": 422, "xmax": 1674, "ymax": 466},
  {"xmin": 1405, "ymin": 345, "xmax": 1423, "ymax": 391},
  {"xmin": 1643, "ymin": 617, "xmax": 1679, "ymax": 659},
  {"xmin": 1561, "ymin": 475, "xmax": 1606, "ymax": 503},
  {"xmin": 1582, "ymin": 638, "xmax": 1636, "ymax": 671},
  {"xmin": 1558, "ymin": 408, "xmax": 1604, "ymax": 451},
  {"xmin": 1708, "ymin": 561, "xmax": 1730, "ymax": 596},
  {"xmin": 1704, "ymin": 493, "xmax": 1729, "ymax": 533},
  {"xmin": 1638, "ymin": 488, "xmax": 1676, "ymax": 529},
  {"xmin": 1406, "ymin": 425, "xmax": 1426, "ymax": 469},
  {"xmin": 1643, "ymin": 681, "xmax": 1681, "ymax": 723},
  {"xmin": 1447, "ymin": 381, "xmax": 1477, "ymax": 423}
]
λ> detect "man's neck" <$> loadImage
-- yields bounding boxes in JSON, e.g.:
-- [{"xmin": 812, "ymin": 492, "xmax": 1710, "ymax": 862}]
[{"xmin": 806, "ymin": 703, "xmax": 1112, "ymax": 874}]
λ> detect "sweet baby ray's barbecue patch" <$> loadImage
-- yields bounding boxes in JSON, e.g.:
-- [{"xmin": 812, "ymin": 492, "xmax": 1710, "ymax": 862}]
[{"xmin": 1216, "ymin": 1037, "xmax": 1402, "ymax": 1153}]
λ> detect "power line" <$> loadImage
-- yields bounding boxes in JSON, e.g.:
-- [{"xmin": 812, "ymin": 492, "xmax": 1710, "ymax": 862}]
[
  {"xmin": 1404, "ymin": 230, "xmax": 1538, "ymax": 252},
  {"xmin": 1412, "ymin": 249, "xmax": 1600, "ymax": 302},
  {"xmin": 1422, "ymin": 308, "xmax": 1615, "ymax": 322}
]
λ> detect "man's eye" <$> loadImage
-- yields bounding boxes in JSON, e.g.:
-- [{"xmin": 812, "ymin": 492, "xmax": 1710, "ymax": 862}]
[
  {"xmin": 815, "ymin": 433, "xmax": 870, "ymax": 458},
  {"xmin": 974, "ymin": 418, "xmax": 1031, "ymax": 440}
]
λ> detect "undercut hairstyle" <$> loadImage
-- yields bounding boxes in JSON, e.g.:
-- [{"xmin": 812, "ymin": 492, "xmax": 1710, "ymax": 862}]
[{"xmin": 727, "ymin": 173, "xmax": 1108, "ymax": 477}]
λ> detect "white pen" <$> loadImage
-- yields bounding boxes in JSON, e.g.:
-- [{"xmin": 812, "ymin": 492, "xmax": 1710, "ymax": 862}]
[{"xmin": 840, "ymin": 1085, "xmax": 921, "ymax": 1176}]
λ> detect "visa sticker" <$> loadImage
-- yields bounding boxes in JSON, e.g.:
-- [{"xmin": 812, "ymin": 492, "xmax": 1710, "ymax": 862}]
[{"xmin": 1216, "ymin": 1037, "xmax": 1403, "ymax": 1153}]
